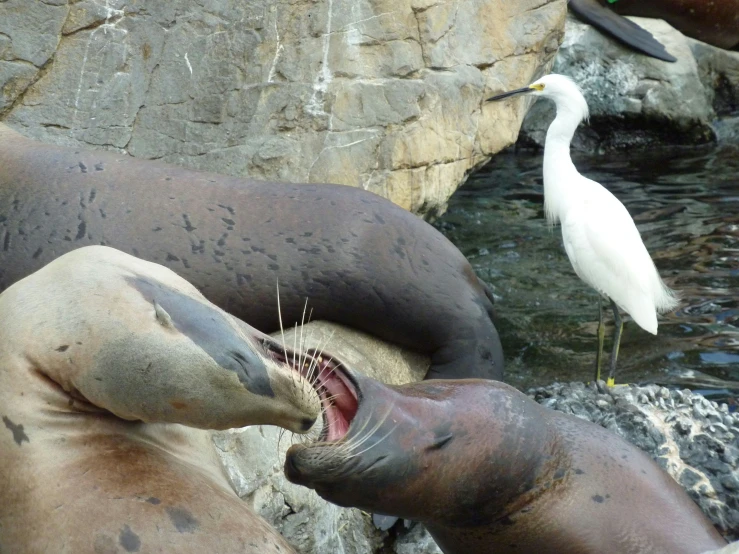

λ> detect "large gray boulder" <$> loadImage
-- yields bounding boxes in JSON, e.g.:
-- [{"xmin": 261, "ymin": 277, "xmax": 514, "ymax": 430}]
[
  {"xmin": 520, "ymin": 15, "xmax": 739, "ymax": 151},
  {"xmin": 0, "ymin": 0, "xmax": 566, "ymax": 216}
]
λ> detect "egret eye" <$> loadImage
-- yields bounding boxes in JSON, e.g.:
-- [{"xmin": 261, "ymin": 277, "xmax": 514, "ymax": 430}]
[
  {"xmin": 153, "ymin": 301, "xmax": 175, "ymax": 329},
  {"xmin": 531, "ymin": 83, "xmax": 545, "ymax": 91}
]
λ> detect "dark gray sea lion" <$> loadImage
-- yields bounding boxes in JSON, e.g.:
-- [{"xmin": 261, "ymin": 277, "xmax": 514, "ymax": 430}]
[
  {"xmin": 285, "ymin": 370, "xmax": 728, "ymax": 554},
  {"xmin": 0, "ymin": 246, "xmax": 349, "ymax": 552},
  {"xmin": 569, "ymin": 0, "xmax": 739, "ymax": 61},
  {"xmin": 0, "ymin": 123, "xmax": 503, "ymax": 381}
]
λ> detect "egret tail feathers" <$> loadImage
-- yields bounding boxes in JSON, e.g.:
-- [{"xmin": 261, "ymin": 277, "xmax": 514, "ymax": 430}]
[
  {"xmin": 618, "ymin": 273, "xmax": 678, "ymax": 335},
  {"xmin": 654, "ymin": 280, "xmax": 680, "ymax": 314}
]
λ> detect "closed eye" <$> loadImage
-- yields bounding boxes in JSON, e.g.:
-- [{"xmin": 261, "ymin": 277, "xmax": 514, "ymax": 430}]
[
  {"xmin": 153, "ymin": 301, "xmax": 175, "ymax": 329},
  {"xmin": 427, "ymin": 433, "xmax": 453, "ymax": 451}
]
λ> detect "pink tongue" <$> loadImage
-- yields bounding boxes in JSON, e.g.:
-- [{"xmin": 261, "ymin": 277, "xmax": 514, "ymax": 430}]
[
  {"xmin": 317, "ymin": 361, "xmax": 357, "ymax": 442},
  {"xmin": 325, "ymin": 404, "xmax": 349, "ymax": 442}
]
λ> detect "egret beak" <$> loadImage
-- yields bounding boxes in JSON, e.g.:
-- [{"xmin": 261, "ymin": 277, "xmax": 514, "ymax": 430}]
[{"xmin": 486, "ymin": 86, "xmax": 536, "ymax": 102}]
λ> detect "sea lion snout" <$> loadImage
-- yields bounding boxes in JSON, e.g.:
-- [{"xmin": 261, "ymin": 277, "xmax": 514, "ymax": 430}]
[
  {"xmin": 127, "ymin": 275, "xmax": 278, "ymax": 399},
  {"xmin": 284, "ymin": 379, "xmax": 547, "ymax": 522},
  {"xmin": 284, "ymin": 376, "xmax": 475, "ymax": 517}
]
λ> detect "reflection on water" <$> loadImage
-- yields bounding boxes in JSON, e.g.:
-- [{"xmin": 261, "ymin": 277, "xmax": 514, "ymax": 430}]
[{"xmin": 436, "ymin": 145, "xmax": 739, "ymax": 397}]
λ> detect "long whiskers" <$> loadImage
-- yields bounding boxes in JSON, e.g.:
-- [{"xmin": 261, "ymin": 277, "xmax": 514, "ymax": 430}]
[
  {"xmin": 270, "ymin": 295, "xmax": 368, "ymax": 458},
  {"xmin": 301, "ymin": 403, "xmax": 398, "ymax": 474},
  {"xmin": 304, "ymin": 331, "xmax": 337, "ymax": 388},
  {"xmin": 338, "ymin": 403, "xmax": 395, "ymax": 456},
  {"xmin": 275, "ymin": 279, "xmax": 290, "ymax": 373},
  {"xmin": 297, "ymin": 299, "xmax": 310, "ymax": 391}
]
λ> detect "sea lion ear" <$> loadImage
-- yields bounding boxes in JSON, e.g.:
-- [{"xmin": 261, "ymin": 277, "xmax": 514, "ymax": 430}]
[{"xmin": 153, "ymin": 301, "xmax": 175, "ymax": 329}]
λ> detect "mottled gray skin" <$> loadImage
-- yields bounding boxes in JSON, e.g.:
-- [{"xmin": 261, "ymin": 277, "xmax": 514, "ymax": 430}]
[
  {"xmin": 0, "ymin": 124, "xmax": 503, "ymax": 381},
  {"xmin": 285, "ymin": 375, "xmax": 727, "ymax": 554}
]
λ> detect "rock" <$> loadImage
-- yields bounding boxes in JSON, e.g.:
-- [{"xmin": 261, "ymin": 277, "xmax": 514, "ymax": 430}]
[
  {"xmin": 702, "ymin": 541, "xmax": 739, "ymax": 554},
  {"xmin": 519, "ymin": 15, "xmax": 739, "ymax": 151},
  {"xmin": 394, "ymin": 523, "xmax": 443, "ymax": 554},
  {"xmin": 0, "ymin": 0, "xmax": 567, "ymax": 216}
]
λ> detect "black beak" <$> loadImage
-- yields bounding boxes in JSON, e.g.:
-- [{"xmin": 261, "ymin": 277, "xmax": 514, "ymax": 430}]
[{"xmin": 486, "ymin": 86, "xmax": 534, "ymax": 102}]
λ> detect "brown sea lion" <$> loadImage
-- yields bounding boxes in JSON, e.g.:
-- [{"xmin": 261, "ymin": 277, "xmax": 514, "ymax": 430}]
[
  {"xmin": 570, "ymin": 0, "xmax": 739, "ymax": 59},
  {"xmin": 284, "ymin": 370, "xmax": 728, "ymax": 553},
  {"xmin": 0, "ymin": 123, "xmax": 503, "ymax": 381},
  {"xmin": 608, "ymin": 0, "xmax": 739, "ymax": 50},
  {"xmin": 0, "ymin": 246, "xmax": 353, "ymax": 553}
]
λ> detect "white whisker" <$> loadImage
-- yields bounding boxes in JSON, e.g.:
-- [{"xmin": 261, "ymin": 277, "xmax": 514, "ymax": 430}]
[{"xmin": 275, "ymin": 279, "xmax": 290, "ymax": 368}]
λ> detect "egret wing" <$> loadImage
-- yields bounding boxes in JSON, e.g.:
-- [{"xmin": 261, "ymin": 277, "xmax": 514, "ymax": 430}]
[{"xmin": 563, "ymin": 182, "xmax": 661, "ymax": 332}]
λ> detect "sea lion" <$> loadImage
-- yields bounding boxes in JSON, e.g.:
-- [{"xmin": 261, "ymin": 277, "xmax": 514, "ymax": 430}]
[
  {"xmin": 0, "ymin": 246, "xmax": 354, "ymax": 553},
  {"xmin": 0, "ymin": 123, "xmax": 503, "ymax": 381},
  {"xmin": 570, "ymin": 0, "xmax": 739, "ymax": 59},
  {"xmin": 284, "ymin": 370, "xmax": 728, "ymax": 553},
  {"xmin": 607, "ymin": 0, "xmax": 739, "ymax": 50}
]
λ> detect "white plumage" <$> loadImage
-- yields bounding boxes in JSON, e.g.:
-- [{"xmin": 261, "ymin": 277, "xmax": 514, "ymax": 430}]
[{"xmin": 488, "ymin": 74, "xmax": 678, "ymax": 382}]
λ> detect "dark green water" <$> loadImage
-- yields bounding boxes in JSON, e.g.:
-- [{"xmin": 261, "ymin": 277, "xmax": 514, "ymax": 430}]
[{"xmin": 436, "ymin": 145, "xmax": 739, "ymax": 396}]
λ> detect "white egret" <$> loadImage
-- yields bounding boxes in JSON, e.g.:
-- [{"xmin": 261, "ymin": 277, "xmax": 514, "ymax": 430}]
[{"xmin": 487, "ymin": 74, "xmax": 679, "ymax": 385}]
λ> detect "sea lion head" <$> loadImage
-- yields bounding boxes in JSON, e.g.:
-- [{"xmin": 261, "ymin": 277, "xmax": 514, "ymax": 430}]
[
  {"xmin": 284, "ymin": 373, "xmax": 552, "ymax": 525},
  {"xmin": 0, "ymin": 246, "xmax": 324, "ymax": 432}
]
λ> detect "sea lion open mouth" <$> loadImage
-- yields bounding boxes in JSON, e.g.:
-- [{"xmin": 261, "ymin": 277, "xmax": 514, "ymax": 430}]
[{"xmin": 259, "ymin": 340, "xmax": 359, "ymax": 441}]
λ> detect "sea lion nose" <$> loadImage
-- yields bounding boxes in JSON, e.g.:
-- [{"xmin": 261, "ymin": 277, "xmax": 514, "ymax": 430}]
[
  {"xmin": 284, "ymin": 452, "xmax": 303, "ymax": 482},
  {"xmin": 300, "ymin": 417, "xmax": 316, "ymax": 432}
]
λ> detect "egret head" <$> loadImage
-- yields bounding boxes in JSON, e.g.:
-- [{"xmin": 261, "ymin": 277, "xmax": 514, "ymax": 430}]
[{"xmin": 487, "ymin": 74, "xmax": 589, "ymax": 123}]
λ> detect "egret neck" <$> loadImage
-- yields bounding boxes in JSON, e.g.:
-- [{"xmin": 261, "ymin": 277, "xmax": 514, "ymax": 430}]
[{"xmin": 542, "ymin": 101, "xmax": 587, "ymax": 227}]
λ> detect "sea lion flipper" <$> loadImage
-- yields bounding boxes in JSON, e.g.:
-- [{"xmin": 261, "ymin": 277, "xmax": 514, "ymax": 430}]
[{"xmin": 569, "ymin": 0, "xmax": 677, "ymax": 62}]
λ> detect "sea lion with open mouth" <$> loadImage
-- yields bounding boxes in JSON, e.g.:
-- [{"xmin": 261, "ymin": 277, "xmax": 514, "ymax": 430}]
[{"xmin": 284, "ymin": 369, "xmax": 727, "ymax": 554}]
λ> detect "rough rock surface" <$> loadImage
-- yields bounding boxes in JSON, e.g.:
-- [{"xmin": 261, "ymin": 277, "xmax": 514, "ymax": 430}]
[
  {"xmin": 0, "ymin": 0, "xmax": 566, "ymax": 216},
  {"xmin": 519, "ymin": 15, "xmax": 739, "ymax": 151},
  {"xmin": 213, "ymin": 321, "xmax": 737, "ymax": 552}
]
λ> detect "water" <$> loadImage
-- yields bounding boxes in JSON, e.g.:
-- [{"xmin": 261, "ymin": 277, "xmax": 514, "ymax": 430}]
[{"xmin": 435, "ymin": 145, "xmax": 739, "ymax": 398}]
